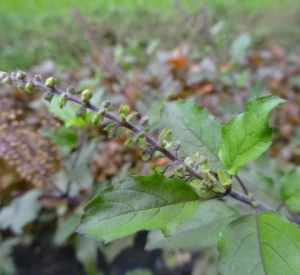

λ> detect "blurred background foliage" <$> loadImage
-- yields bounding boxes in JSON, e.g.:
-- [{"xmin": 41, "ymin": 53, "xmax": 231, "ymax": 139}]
[{"xmin": 1, "ymin": 0, "xmax": 300, "ymax": 70}]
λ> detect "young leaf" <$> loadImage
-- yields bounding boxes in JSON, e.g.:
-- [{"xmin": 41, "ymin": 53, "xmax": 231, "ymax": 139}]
[
  {"xmin": 45, "ymin": 101, "xmax": 87, "ymax": 127},
  {"xmin": 54, "ymin": 214, "xmax": 81, "ymax": 245},
  {"xmin": 218, "ymin": 95, "xmax": 285, "ymax": 175},
  {"xmin": 161, "ymin": 100, "xmax": 223, "ymax": 170},
  {"xmin": 43, "ymin": 127, "xmax": 78, "ymax": 148},
  {"xmin": 146, "ymin": 200, "xmax": 238, "ymax": 250},
  {"xmin": 76, "ymin": 174, "xmax": 200, "ymax": 243},
  {"xmin": 280, "ymin": 167, "xmax": 300, "ymax": 214},
  {"xmin": 0, "ymin": 190, "xmax": 41, "ymax": 234},
  {"xmin": 230, "ymin": 33, "xmax": 252, "ymax": 62},
  {"xmin": 217, "ymin": 211, "xmax": 300, "ymax": 275}
]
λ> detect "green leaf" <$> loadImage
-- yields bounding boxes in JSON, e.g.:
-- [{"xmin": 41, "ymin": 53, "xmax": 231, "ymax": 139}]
[
  {"xmin": 0, "ymin": 237, "xmax": 19, "ymax": 274},
  {"xmin": 146, "ymin": 200, "xmax": 238, "ymax": 249},
  {"xmin": 161, "ymin": 100, "xmax": 223, "ymax": 170},
  {"xmin": 45, "ymin": 101, "xmax": 90, "ymax": 127},
  {"xmin": 75, "ymin": 236, "xmax": 99, "ymax": 275},
  {"xmin": 217, "ymin": 211, "xmax": 300, "ymax": 275},
  {"xmin": 280, "ymin": 167, "xmax": 300, "ymax": 214},
  {"xmin": 0, "ymin": 190, "xmax": 41, "ymax": 234},
  {"xmin": 218, "ymin": 95, "xmax": 285, "ymax": 175},
  {"xmin": 230, "ymin": 33, "xmax": 252, "ymax": 62},
  {"xmin": 43, "ymin": 126, "xmax": 77, "ymax": 148},
  {"xmin": 54, "ymin": 214, "xmax": 81, "ymax": 245},
  {"xmin": 76, "ymin": 174, "xmax": 200, "ymax": 243}
]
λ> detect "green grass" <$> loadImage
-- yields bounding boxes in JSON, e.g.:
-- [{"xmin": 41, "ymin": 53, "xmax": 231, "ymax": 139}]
[
  {"xmin": 1, "ymin": 0, "xmax": 299, "ymax": 71},
  {"xmin": 1, "ymin": 0, "xmax": 298, "ymax": 13}
]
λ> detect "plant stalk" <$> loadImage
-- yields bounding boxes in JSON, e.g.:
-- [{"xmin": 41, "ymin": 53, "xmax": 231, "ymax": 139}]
[{"xmin": 2, "ymin": 71, "xmax": 300, "ymax": 225}]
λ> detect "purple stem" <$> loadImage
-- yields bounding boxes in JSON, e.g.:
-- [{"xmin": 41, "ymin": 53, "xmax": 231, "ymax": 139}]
[{"xmin": 2, "ymin": 71, "xmax": 300, "ymax": 225}]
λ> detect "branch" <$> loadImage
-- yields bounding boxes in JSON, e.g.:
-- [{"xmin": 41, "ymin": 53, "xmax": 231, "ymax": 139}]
[
  {"xmin": 0, "ymin": 71, "xmax": 203, "ymax": 181},
  {"xmin": 230, "ymin": 189, "xmax": 270, "ymax": 211},
  {"xmin": 2, "ymin": 70, "xmax": 299, "ymax": 225}
]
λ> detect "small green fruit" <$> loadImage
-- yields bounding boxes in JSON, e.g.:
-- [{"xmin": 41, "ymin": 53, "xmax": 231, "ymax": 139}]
[
  {"xmin": 81, "ymin": 89, "xmax": 93, "ymax": 102},
  {"xmin": 251, "ymin": 201, "xmax": 258, "ymax": 208},
  {"xmin": 92, "ymin": 109, "xmax": 105, "ymax": 126},
  {"xmin": 25, "ymin": 80, "xmax": 35, "ymax": 93},
  {"xmin": 119, "ymin": 104, "xmax": 131, "ymax": 115},
  {"xmin": 76, "ymin": 106, "xmax": 86, "ymax": 120},
  {"xmin": 0, "ymin": 72, "xmax": 7, "ymax": 81},
  {"xmin": 217, "ymin": 169, "xmax": 232, "ymax": 186},
  {"xmin": 45, "ymin": 77, "xmax": 57, "ymax": 88},
  {"xmin": 33, "ymin": 74, "xmax": 42, "ymax": 82},
  {"xmin": 2, "ymin": 76, "xmax": 13, "ymax": 85},
  {"xmin": 16, "ymin": 70, "xmax": 27, "ymax": 80},
  {"xmin": 44, "ymin": 92, "xmax": 54, "ymax": 103},
  {"xmin": 58, "ymin": 93, "xmax": 67, "ymax": 109},
  {"xmin": 184, "ymin": 157, "xmax": 194, "ymax": 167},
  {"xmin": 17, "ymin": 83, "xmax": 26, "ymax": 91},
  {"xmin": 101, "ymin": 100, "xmax": 111, "ymax": 108},
  {"xmin": 67, "ymin": 85, "xmax": 76, "ymax": 95}
]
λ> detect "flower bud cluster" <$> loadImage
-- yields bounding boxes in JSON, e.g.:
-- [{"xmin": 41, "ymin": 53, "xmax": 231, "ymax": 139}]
[{"xmin": 0, "ymin": 70, "xmax": 228, "ymax": 197}]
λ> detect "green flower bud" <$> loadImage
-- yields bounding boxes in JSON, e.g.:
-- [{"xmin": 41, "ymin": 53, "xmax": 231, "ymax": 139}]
[
  {"xmin": 44, "ymin": 91, "xmax": 54, "ymax": 103},
  {"xmin": 81, "ymin": 89, "xmax": 93, "ymax": 102},
  {"xmin": 217, "ymin": 169, "xmax": 232, "ymax": 186},
  {"xmin": 119, "ymin": 113, "xmax": 127, "ymax": 123},
  {"xmin": 45, "ymin": 77, "xmax": 57, "ymax": 88},
  {"xmin": 119, "ymin": 104, "xmax": 131, "ymax": 115},
  {"xmin": 0, "ymin": 72, "xmax": 7, "ymax": 81},
  {"xmin": 199, "ymin": 155, "xmax": 209, "ymax": 173},
  {"xmin": 124, "ymin": 137, "xmax": 135, "ymax": 147},
  {"xmin": 101, "ymin": 100, "xmax": 111, "ymax": 108},
  {"xmin": 154, "ymin": 151, "xmax": 164, "ymax": 157},
  {"xmin": 161, "ymin": 140, "xmax": 168, "ymax": 147},
  {"xmin": 142, "ymin": 149, "xmax": 154, "ymax": 161},
  {"xmin": 25, "ymin": 80, "xmax": 35, "ymax": 93},
  {"xmin": 104, "ymin": 123, "xmax": 118, "ymax": 139},
  {"xmin": 189, "ymin": 179, "xmax": 203, "ymax": 189},
  {"xmin": 164, "ymin": 167, "xmax": 174, "ymax": 178},
  {"xmin": 159, "ymin": 128, "xmax": 172, "ymax": 143},
  {"xmin": 139, "ymin": 116, "xmax": 148, "ymax": 126},
  {"xmin": 17, "ymin": 83, "xmax": 26, "ymax": 91},
  {"xmin": 142, "ymin": 151, "xmax": 151, "ymax": 161},
  {"xmin": 138, "ymin": 135, "xmax": 146, "ymax": 150},
  {"xmin": 16, "ymin": 70, "xmax": 27, "ymax": 80},
  {"xmin": 139, "ymin": 116, "xmax": 149, "ymax": 131},
  {"xmin": 76, "ymin": 106, "xmax": 86, "ymax": 120},
  {"xmin": 184, "ymin": 157, "xmax": 194, "ymax": 167},
  {"xmin": 155, "ymin": 166, "xmax": 166, "ymax": 174},
  {"xmin": 174, "ymin": 162, "xmax": 185, "ymax": 172},
  {"xmin": 58, "ymin": 93, "xmax": 67, "ymax": 109},
  {"xmin": 171, "ymin": 140, "xmax": 181, "ymax": 151},
  {"xmin": 212, "ymin": 185, "xmax": 226, "ymax": 193},
  {"xmin": 251, "ymin": 201, "xmax": 258, "ymax": 208},
  {"xmin": 67, "ymin": 85, "xmax": 76, "ymax": 95},
  {"xmin": 126, "ymin": 112, "xmax": 139, "ymax": 123},
  {"xmin": 92, "ymin": 109, "xmax": 105, "ymax": 126},
  {"xmin": 2, "ymin": 76, "xmax": 12, "ymax": 85},
  {"xmin": 34, "ymin": 74, "xmax": 42, "ymax": 82}
]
